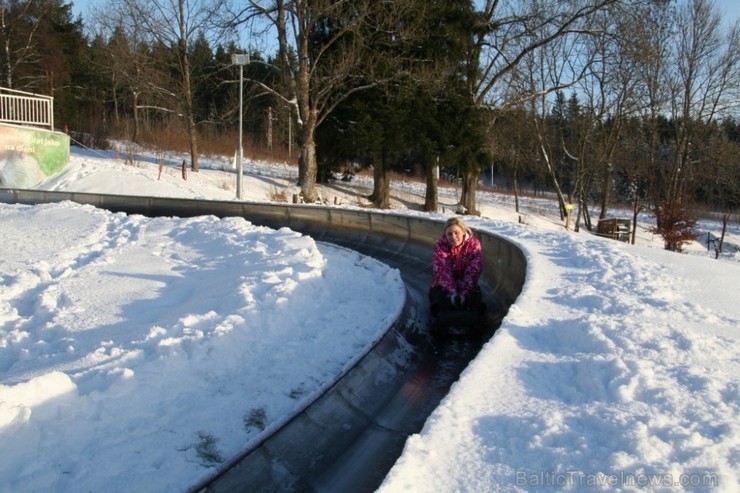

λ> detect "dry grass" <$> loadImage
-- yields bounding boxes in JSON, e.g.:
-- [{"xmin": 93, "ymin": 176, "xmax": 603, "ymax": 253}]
[
  {"xmin": 267, "ymin": 185, "xmax": 290, "ymax": 202},
  {"xmin": 218, "ymin": 176, "xmax": 233, "ymax": 191},
  {"xmin": 106, "ymin": 121, "xmax": 298, "ymax": 167}
]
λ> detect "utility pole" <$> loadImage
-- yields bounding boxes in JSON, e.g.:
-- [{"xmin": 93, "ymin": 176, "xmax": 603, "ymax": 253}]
[{"xmin": 231, "ymin": 53, "xmax": 250, "ymax": 199}]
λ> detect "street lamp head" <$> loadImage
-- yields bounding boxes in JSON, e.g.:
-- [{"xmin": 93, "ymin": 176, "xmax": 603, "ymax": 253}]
[{"xmin": 231, "ymin": 53, "xmax": 250, "ymax": 66}]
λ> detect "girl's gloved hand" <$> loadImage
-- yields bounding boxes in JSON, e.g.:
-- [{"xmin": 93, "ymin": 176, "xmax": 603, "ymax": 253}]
[{"xmin": 450, "ymin": 294, "xmax": 466, "ymax": 308}]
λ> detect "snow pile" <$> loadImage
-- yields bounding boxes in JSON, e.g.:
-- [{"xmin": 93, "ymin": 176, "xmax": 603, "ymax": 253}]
[{"xmin": 0, "ymin": 198, "xmax": 404, "ymax": 491}]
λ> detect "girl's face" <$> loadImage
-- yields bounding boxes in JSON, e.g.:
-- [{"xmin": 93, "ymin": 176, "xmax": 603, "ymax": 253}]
[{"xmin": 445, "ymin": 224, "xmax": 466, "ymax": 247}]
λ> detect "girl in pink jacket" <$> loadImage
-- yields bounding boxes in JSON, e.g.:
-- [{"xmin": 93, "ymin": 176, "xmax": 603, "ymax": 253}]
[{"xmin": 429, "ymin": 217, "xmax": 484, "ymax": 316}]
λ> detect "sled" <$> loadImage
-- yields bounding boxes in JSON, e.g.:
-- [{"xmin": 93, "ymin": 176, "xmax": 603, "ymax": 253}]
[
  {"xmin": 429, "ymin": 295, "xmax": 504, "ymax": 342},
  {"xmin": 430, "ymin": 308, "xmax": 485, "ymax": 341},
  {"xmin": 432, "ymin": 308, "xmax": 484, "ymax": 329}
]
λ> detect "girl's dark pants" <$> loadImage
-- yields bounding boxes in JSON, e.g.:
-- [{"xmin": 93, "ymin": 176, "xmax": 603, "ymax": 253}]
[{"xmin": 428, "ymin": 285, "xmax": 483, "ymax": 316}]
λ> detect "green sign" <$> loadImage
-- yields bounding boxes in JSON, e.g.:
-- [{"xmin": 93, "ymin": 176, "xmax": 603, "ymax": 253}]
[{"xmin": 0, "ymin": 123, "xmax": 70, "ymax": 188}]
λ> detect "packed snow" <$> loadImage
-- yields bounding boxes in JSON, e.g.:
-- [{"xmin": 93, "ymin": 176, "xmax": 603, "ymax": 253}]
[{"xmin": 1, "ymin": 144, "xmax": 738, "ymax": 492}]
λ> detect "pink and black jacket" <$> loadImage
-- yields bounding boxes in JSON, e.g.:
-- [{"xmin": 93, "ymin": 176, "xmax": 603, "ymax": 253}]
[{"xmin": 430, "ymin": 231, "xmax": 483, "ymax": 296}]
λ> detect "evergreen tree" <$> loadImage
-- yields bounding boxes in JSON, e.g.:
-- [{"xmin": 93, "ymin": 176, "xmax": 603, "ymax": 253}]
[{"xmin": 0, "ymin": 0, "xmax": 89, "ymax": 129}]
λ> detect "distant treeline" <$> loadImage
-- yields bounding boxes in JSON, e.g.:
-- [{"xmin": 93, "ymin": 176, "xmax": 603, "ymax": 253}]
[{"xmin": 2, "ymin": 0, "xmax": 738, "ymax": 243}]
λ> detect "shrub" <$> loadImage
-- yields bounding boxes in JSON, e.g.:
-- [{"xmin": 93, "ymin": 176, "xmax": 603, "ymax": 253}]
[{"xmin": 650, "ymin": 199, "xmax": 698, "ymax": 252}]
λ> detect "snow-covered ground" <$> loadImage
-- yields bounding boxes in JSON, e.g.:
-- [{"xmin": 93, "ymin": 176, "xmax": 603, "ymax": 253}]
[{"xmin": 1, "ymin": 144, "xmax": 738, "ymax": 492}]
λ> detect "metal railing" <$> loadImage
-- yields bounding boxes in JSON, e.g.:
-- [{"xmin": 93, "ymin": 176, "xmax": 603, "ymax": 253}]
[{"xmin": 0, "ymin": 87, "xmax": 54, "ymax": 130}]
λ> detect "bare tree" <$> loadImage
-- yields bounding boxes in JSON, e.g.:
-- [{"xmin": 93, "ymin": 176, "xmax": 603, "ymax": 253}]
[
  {"xmin": 665, "ymin": 0, "xmax": 740, "ymax": 205},
  {"xmin": 0, "ymin": 0, "xmax": 66, "ymax": 90},
  {"xmin": 1, "ymin": 0, "xmax": 36, "ymax": 88},
  {"xmin": 637, "ymin": 0, "xmax": 740, "ymax": 251},
  {"xmin": 236, "ymin": 0, "xmax": 418, "ymax": 203},
  {"xmin": 563, "ymin": 3, "xmax": 646, "ymax": 230},
  {"xmin": 519, "ymin": 25, "xmax": 592, "ymax": 221},
  {"xmin": 90, "ymin": 15, "xmax": 161, "ymax": 143},
  {"xmin": 97, "ymin": 0, "xmax": 228, "ymax": 172},
  {"xmin": 456, "ymin": 0, "xmax": 621, "ymax": 216},
  {"xmin": 618, "ymin": 0, "xmax": 674, "ymax": 244}
]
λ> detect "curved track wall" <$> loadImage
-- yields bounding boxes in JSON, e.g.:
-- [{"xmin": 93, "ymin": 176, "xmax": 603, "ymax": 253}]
[{"xmin": 0, "ymin": 190, "xmax": 527, "ymax": 492}]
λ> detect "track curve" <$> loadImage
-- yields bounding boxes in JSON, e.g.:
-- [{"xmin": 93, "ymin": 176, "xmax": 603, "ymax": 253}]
[{"xmin": 0, "ymin": 190, "xmax": 527, "ymax": 492}]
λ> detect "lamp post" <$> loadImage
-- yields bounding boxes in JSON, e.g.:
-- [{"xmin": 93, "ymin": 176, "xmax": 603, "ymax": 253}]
[{"xmin": 231, "ymin": 53, "xmax": 249, "ymax": 199}]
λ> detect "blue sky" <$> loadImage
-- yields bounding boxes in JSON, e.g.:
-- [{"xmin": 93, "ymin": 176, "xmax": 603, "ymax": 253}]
[{"xmin": 71, "ymin": 0, "xmax": 739, "ymax": 26}]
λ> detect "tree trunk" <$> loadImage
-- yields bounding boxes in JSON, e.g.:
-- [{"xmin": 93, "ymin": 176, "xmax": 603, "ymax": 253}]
[
  {"xmin": 424, "ymin": 157, "xmax": 439, "ymax": 212},
  {"xmin": 132, "ymin": 90, "xmax": 139, "ymax": 143},
  {"xmin": 539, "ymin": 144, "xmax": 568, "ymax": 220},
  {"xmin": 599, "ymin": 161, "xmax": 612, "ymax": 220},
  {"xmin": 298, "ymin": 129, "xmax": 319, "ymax": 202},
  {"xmin": 178, "ymin": 4, "xmax": 198, "ymax": 173},
  {"xmin": 582, "ymin": 195, "xmax": 592, "ymax": 231},
  {"xmin": 717, "ymin": 213, "xmax": 729, "ymax": 258},
  {"xmin": 460, "ymin": 168, "xmax": 479, "ymax": 215},
  {"xmin": 371, "ymin": 169, "xmax": 390, "ymax": 209},
  {"xmin": 187, "ymin": 111, "xmax": 199, "ymax": 173},
  {"xmin": 370, "ymin": 146, "xmax": 391, "ymax": 209},
  {"xmin": 112, "ymin": 77, "xmax": 119, "ymax": 126},
  {"xmin": 513, "ymin": 159, "xmax": 520, "ymax": 213},
  {"xmin": 631, "ymin": 193, "xmax": 641, "ymax": 245}
]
